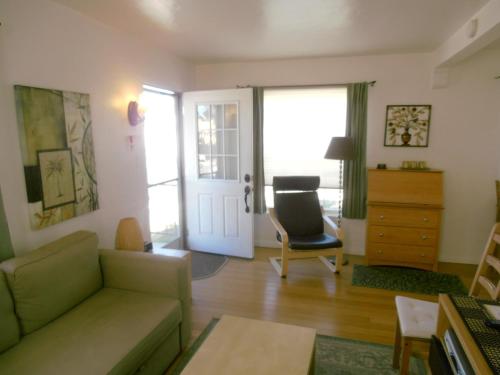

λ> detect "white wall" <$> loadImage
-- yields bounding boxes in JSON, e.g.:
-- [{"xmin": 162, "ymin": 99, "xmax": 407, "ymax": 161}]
[
  {"xmin": 195, "ymin": 49, "xmax": 500, "ymax": 264},
  {"xmin": 0, "ymin": 0, "xmax": 195, "ymax": 254}
]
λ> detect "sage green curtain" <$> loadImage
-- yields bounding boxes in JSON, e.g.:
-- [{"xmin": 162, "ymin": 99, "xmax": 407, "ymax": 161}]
[
  {"xmin": 343, "ymin": 82, "xmax": 368, "ymax": 219},
  {"xmin": 0, "ymin": 186, "xmax": 14, "ymax": 261},
  {"xmin": 253, "ymin": 87, "xmax": 267, "ymax": 214}
]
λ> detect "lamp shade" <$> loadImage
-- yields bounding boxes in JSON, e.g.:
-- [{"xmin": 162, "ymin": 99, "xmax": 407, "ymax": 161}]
[
  {"xmin": 324, "ymin": 137, "xmax": 355, "ymax": 160},
  {"xmin": 115, "ymin": 217, "xmax": 144, "ymax": 251}
]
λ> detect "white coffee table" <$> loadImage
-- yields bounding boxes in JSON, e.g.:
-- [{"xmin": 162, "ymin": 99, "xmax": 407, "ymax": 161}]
[{"xmin": 181, "ymin": 315, "xmax": 316, "ymax": 375}]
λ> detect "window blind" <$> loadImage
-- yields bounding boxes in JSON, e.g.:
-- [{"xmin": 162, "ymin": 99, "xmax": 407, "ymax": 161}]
[{"xmin": 263, "ymin": 87, "xmax": 347, "ymax": 188}]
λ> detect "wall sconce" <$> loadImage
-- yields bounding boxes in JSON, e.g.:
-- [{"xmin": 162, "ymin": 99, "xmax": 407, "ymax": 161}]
[{"xmin": 127, "ymin": 101, "xmax": 145, "ymax": 126}]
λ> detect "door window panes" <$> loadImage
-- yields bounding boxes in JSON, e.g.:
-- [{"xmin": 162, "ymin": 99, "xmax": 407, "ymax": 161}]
[{"xmin": 197, "ymin": 103, "xmax": 239, "ymax": 180}]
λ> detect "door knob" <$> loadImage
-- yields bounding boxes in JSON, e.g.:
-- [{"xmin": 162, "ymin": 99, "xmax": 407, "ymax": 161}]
[
  {"xmin": 244, "ymin": 174, "xmax": 251, "ymax": 183},
  {"xmin": 244, "ymin": 185, "xmax": 251, "ymax": 213}
]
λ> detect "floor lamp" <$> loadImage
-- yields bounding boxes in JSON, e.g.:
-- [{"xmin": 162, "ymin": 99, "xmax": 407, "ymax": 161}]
[{"xmin": 324, "ymin": 136, "xmax": 355, "ymax": 265}]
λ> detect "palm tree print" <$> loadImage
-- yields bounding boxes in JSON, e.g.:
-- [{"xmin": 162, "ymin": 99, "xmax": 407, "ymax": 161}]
[{"xmin": 45, "ymin": 156, "xmax": 65, "ymax": 197}]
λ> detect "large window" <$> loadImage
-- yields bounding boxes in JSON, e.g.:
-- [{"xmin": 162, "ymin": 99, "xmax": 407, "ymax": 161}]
[{"xmin": 263, "ymin": 87, "xmax": 347, "ymax": 212}]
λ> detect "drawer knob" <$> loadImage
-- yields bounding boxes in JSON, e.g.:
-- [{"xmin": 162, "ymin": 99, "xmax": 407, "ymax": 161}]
[
  {"xmin": 379, "ymin": 215, "xmax": 384, "ymax": 220},
  {"xmin": 377, "ymin": 250, "xmax": 383, "ymax": 254},
  {"xmin": 423, "ymin": 217, "xmax": 429, "ymax": 222},
  {"xmin": 378, "ymin": 232, "xmax": 384, "ymax": 237},
  {"xmin": 420, "ymin": 253, "xmax": 425, "ymax": 257},
  {"xmin": 421, "ymin": 235, "xmax": 428, "ymax": 240}
]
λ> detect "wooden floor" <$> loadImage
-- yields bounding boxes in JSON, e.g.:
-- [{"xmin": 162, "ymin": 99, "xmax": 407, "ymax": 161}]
[{"xmin": 190, "ymin": 247, "xmax": 477, "ymax": 357}]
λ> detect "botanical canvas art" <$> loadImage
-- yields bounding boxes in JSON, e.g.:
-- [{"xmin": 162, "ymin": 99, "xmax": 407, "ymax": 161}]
[
  {"xmin": 38, "ymin": 149, "xmax": 76, "ymax": 210},
  {"xmin": 15, "ymin": 85, "xmax": 99, "ymax": 229},
  {"xmin": 384, "ymin": 105, "xmax": 431, "ymax": 147}
]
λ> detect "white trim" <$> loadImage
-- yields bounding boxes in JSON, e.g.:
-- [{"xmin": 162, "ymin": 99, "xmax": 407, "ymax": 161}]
[{"xmin": 143, "ymin": 84, "xmax": 175, "ymax": 95}]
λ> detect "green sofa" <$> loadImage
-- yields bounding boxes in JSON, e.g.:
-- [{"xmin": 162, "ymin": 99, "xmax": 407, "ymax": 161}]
[{"xmin": 0, "ymin": 231, "xmax": 191, "ymax": 375}]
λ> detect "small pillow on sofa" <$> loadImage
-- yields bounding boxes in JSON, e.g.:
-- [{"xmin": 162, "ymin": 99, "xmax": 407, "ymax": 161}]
[{"xmin": 0, "ymin": 231, "xmax": 102, "ymax": 335}]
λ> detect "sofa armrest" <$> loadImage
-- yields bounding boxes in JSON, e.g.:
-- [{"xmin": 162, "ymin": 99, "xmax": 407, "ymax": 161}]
[{"xmin": 99, "ymin": 249, "xmax": 191, "ymax": 348}]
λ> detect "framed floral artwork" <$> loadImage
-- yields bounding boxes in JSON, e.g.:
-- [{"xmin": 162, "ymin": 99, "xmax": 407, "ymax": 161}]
[{"xmin": 384, "ymin": 105, "xmax": 431, "ymax": 147}]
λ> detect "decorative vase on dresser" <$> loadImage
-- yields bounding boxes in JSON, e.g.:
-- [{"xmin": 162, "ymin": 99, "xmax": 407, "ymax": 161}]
[{"xmin": 366, "ymin": 169, "xmax": 444, "ymax": 271}]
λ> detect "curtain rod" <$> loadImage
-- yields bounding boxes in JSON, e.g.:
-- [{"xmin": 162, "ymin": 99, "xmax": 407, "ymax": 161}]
[{"xmin": 237, "ymin": 81, "xmax": 376, "ymax": 90}]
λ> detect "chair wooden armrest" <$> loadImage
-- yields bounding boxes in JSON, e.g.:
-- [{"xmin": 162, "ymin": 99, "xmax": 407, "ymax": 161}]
[
  {"xmin": 321, "ymin": 210, "xmax": 343, "ymax": 240},
  {"xmin": 268, "ymin": 208, "xmax": 289, "ymax": 245}
]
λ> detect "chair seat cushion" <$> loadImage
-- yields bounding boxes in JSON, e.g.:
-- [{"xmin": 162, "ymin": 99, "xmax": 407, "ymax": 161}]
[
  {"xmin": 0, "ymin": 288, "xmax": 182, "ymax": 375},
  {"xmin": 287, "ymin": 233, "xmax": 342, "ymax": 250},
  {"xmin": 395, "ymin": 296, "xmax": 438, "ymax": 339}
]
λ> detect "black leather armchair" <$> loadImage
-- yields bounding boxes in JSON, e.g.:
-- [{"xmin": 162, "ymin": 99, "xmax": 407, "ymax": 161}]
[{"xmin": 268, "ymin": 176, "xmax": 344, "ymax": 277}]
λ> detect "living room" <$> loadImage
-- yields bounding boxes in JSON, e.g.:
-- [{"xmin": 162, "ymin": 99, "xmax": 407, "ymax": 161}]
[{"xmin": 1, "ymin": 0, "xmax": 500, "ymax": 374}]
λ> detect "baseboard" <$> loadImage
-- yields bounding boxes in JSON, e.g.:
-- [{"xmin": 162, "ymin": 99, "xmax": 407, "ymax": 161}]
[{"xmin": 255, "ymin": 240, "xmax": 280, "ymax": 248}]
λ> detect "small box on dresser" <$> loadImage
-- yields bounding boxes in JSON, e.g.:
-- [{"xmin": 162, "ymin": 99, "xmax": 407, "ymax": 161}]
[{"xmin": 366, "ymin": 169, "xmax": 444, "ymax": 271}]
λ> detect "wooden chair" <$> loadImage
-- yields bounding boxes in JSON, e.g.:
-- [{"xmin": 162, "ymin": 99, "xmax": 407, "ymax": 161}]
[
  {"xmin": 469, "ymin": 223, "xmax": 500, "ymax": 300},
  {"xmin": 392, "ymin": 223, "xmax": 500, "ymax": 374},
  {"xmin": 268, "ymin": 176, "xmax": 344, "ymax": 278}
]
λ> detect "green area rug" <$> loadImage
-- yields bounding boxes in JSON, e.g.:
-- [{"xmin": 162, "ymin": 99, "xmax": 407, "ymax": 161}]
[
  {"xmin": 352, "ymin": 264, "xmax": 467, "ymax": 295},
  {"xmin": 170, "ymin": 319, "xmax": 426, "ymax": 375}
]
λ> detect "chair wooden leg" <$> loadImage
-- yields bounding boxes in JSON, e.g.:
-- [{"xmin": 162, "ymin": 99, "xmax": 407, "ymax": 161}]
[
  {"xmin": 269, "ymin": 245, "xmax": 289, "ymax": 278},
  {"xmin": 334, "ymin": 251, "xmax": 343, "ymax": 273},
  {"xmin": 319, "ymin": 256, "xmax": 336, "ymax": 273},
  {"xmin": 400, "ymin": 337, "xmax": 412, "ymax": 375},
  {"xmin": 269, "ymin": 257, "xmax": 283, "ymax": 277},
  {"xmin": 392, "ymin": 319, "xmax": 402, "ymax": 369},
  {"xmin": 318, "ymin": 250, "xmax": 343, "ymax": 274},
  {"xmin": 281, "ymin": 246, "xmax": 289, "ymax": 278}
]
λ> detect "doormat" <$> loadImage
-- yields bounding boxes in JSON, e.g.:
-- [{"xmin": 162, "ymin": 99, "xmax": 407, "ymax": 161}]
[
  {"xmin": 191, "ymin": 250, "xmax": 228, "ymax": 280},
  {"xmin": 352, "ymin": 264, "xmax": 467, "ymax": 295},
  {"xmin": 169, "ymin": 318, "xmax": 426, "ymax": 375}
]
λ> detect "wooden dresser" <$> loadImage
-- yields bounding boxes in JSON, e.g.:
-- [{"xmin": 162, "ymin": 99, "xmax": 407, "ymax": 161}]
[{"xmin": 366, "ymin": 169, "xmax": 444, "ymax": 271}]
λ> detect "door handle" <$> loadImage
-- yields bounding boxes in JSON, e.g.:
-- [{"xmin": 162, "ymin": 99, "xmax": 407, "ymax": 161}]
[{"xmin": 244, "ymin": 185, "xmax": 251, "ymax": 213}]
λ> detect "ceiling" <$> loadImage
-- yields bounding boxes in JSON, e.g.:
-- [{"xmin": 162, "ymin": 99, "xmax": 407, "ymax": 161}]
[{"xmin": 51, "ymin": 0, "xmax": 490, "ymax": 63}]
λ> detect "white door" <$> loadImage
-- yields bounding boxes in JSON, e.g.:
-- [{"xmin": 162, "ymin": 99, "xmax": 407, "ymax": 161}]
[{"xmin": 183, "ymin": 88, "xmax": 254, "ymax": 258}]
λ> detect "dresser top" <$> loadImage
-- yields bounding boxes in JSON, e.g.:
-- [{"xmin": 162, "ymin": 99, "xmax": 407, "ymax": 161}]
[{"xmin": 368, "ymin": 168, "xmax": 444, "ymax": 205}]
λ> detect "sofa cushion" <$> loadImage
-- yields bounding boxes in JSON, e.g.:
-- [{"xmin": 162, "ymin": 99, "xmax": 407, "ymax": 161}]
[
  {"xmin": 0, "ymin": 271, "xmax": 19, "ymax": 353},
  {"xmin": 0, "ymin": 231, "xmax": 102, "ymax": 334},
  {"xmin": 0, "ymin": 288, "xmax": 182, "ymax": 375}
]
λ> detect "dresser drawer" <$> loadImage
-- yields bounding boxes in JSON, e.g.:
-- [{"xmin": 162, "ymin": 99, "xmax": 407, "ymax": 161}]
[
  {"xmin": 368, "ymin": 225, "xmax": 438, "ymax": 246},
  {"xmin": 368, "ymin": 206, "xmax": 440, "ymax": 228},
  {"xmin": 367, "ymin": 243, "xmax": 436, "ymax": 264}
]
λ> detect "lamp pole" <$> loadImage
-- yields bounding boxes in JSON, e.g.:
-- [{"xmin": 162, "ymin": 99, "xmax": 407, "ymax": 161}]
[{"xmin": 324, "ymin": 136, "xmax": 355, "ymax": 266}]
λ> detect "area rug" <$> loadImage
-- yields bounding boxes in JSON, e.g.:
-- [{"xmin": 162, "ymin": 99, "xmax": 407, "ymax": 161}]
[
  {"xmin": 352, "ymin": 264, "xmax": 467, "ymax": 295},
  {"xmin": 190, "ymin": 251, "xmax": 228, "ymax": 280},
  {"xmin": 170, "ymin": 319, "xmax": 426, "ymax": 375}
]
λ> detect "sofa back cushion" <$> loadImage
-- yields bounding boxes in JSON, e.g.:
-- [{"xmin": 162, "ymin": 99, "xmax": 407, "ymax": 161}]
[
  {"xmin": 0, "ymin": 271, "xmax": 19, "ymax": 353},
  {"xmin": 0, "ymin": 231, "xmax": 102, "ymax": 335}
]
